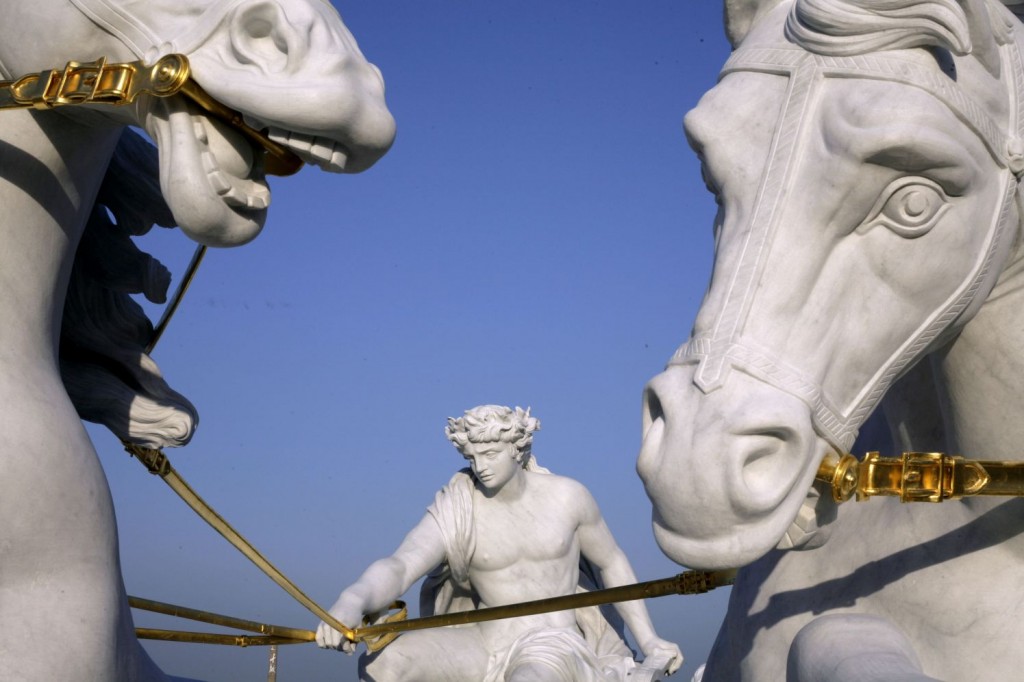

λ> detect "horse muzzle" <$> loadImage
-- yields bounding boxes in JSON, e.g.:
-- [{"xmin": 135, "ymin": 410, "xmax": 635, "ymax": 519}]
[{"xmin": 638, "ymin": 363, "xmax": 828, "ymax": 568}]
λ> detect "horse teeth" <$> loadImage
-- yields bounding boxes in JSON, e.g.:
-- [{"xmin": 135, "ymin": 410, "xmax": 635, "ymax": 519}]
[
  {"xmin": 207, "ymin": 169, "xmax": 232, "ymax": 194},
  {"xmin": 247, "ymin": 193, "xmax": 269, "ymax": 210},
  {"xmin": 221, "ymin": 187, "xmax": 247, "ymax": 207},
  {"xmin": 201, "ymin": 151, "xmax": 219, "ymax": 174},
  {"xmin": 329, "ymin": 149, "xmax": 348, "ymax": 171},
  {"xmin": 310, "ymin": 139, "xmax": 336, "ymax": 167},
  {"xmin": 268, "ymin": 127, "xmax": 348, "ymax": 171},
  {"xmin": 287, "ymin": 132, "xmax": 313, "ymax": 153},
  {"xmin": 194, "ymin": 121, "xmax": 208, "ymax": 144}
]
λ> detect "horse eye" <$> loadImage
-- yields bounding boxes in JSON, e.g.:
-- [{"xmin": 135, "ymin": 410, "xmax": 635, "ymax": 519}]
[{"xmin": 868, "ymin": 178, "xmax": 949, "ymax": 238}]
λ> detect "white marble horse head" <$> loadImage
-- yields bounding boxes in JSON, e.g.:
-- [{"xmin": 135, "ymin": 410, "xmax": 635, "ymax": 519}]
[
  {"xmin": 638, "ymin": 0, "xmax": 1024, "ymax": 568},
  {"xmin": 3, "ymin": 0, "xmax": 395, "ymax": 246}
]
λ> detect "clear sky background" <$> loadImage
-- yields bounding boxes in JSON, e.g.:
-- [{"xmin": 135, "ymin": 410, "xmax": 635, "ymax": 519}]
[{"xmin": 88, "ymin": 2, "xmax": 734, "ymax": 680}]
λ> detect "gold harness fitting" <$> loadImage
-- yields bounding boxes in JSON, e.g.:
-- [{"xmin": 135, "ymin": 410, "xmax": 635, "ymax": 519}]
[
  {"xmin": 816, "ymin": 451, "xmax": 1024, "ymax": 503},
  {"xmin": 0, "ymin": 54, "xmax": 302, "ymax": 176}
]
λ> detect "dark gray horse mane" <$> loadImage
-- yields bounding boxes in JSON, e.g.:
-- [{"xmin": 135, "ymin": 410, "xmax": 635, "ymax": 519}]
[
  {"xmin": 786, "ymin": 0, "xmax": 974, "ymax": 55},
  {"xmin": 60, "ymin": 129, "xmax": 198, "ymax": 448}
]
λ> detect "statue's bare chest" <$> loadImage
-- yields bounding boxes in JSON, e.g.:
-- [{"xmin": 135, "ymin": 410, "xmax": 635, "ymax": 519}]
[{"xmin": 470, "ymin": 491, "xmax": 579, "ymax": 571}]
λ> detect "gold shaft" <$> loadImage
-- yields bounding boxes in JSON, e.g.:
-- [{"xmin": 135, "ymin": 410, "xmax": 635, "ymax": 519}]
[
  {"xmin": 129, "ymin": 595, "xmax": 315, "ymax": 641},
  {"xmin": 129, "ymin": 568, "xmax": 737, "ymax": 649},
  {"xmin": 136, "ymin": 628, "xmax": 307, "ymax": 647},
  {"xmin": 350, "ymin": 569, "xmax": 736, "ymax": 642},
  {"xmin": 124, "ymin": 443, "xmax": 356, "ymax": 640}
]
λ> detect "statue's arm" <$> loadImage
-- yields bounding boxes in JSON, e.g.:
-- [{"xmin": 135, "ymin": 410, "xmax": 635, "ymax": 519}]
[
  {"xmin": 574, "ymin": 484, "xmax": 684, "ymax": 674},
  {"xmin": 316, "ymin": 513, "xmax": 446, "ymax": 651}
]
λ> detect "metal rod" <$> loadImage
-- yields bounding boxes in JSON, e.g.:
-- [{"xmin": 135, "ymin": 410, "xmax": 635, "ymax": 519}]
[
  {"xmin": 124, "ymin": 443, "xmax": 356, "ymax": 640},
  {"xmin": 146, "ymin": 245, "xmax": 207, "ymax": 354},
  {"xmin": 136, "ymin": 628, "xmax": 306, "ymax": 647},
  {"xmin": 129, "ymin": 595, "xmax": 315, "ymax": 641},
  {"xmin": 268, "ymin": 644, "xmax": 278, "ymax": 682},
  {"xmin": 351, "ymin": 568, "xmax": 736, "ymax": 642}
]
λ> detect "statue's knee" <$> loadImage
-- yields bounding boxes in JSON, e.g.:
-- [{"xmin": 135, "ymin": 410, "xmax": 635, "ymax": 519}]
[
  {"xmin": 507, "ymin": 662, "xmax": 560, "ymax": 682},
  {"xmin": 359, "ymin": 649, "xmax": 400, "ymax": 682},
  {"xmin": 788, "ymin": 614, "xmax": 940, "ymax": 682}
]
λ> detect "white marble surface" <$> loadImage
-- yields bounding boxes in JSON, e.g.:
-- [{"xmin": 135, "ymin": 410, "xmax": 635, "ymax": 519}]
[
  {"xmin": 638, "ymin": 0, "xmax": 1024, "ymax": 679},
  {"xmin": 317, "ymin": 406, "xmax": 683, "ymax": 681},
  {"xmin": 0, "ymin": 1, "xmax": 392, "ymax": 680}
]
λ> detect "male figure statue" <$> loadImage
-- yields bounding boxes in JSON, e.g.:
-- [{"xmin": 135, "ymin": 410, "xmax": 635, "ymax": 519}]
[{"xmin": 317, "ymin": 405, "xmax": 683, "ymax": 681}]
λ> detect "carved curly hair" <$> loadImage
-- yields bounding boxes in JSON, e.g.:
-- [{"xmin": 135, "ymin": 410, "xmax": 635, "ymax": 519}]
[{"xmin": 445, "ymin": 405, "xmax": 541, "ymax": 465}]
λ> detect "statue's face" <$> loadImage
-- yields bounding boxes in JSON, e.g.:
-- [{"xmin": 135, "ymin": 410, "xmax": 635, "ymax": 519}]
[{"xmin": 461, "ymin": 441, "xmax": 520, "ymax": 492}]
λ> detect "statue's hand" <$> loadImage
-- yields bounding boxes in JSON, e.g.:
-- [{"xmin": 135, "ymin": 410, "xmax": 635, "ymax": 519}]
[
  {"xmin": 315, "ymin": 601, "xmax": 363, "ymax": 654},
  {"xmin": 640, "ymin": 637, "xmax": 684, "ymax": 676}
]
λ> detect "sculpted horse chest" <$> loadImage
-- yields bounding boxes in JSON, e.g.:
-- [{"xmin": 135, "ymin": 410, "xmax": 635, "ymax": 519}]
[
  {"xmin": 637, "ymin": 0, "xmax": 1024, "ymax": 679},
  {"xmin": 0, "ymin": 1, "xmax": 394, "ymax": 680}
]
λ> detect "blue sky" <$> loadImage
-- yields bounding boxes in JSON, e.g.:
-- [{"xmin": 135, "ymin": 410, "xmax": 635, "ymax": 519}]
[{"xmin": 92, "ymin": 2, "xmax": 734, "ymax": 680}]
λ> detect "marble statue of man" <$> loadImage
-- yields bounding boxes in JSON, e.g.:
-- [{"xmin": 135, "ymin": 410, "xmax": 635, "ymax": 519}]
[{"xmin": 316, "ymin": 404, "xmax": 683, "ymax": 681}]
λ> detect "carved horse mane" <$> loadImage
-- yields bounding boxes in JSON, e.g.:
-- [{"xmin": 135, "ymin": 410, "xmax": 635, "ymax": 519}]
[{"xmin": 60, "ymin": 131, "xmax": 197, "ymax": 449}]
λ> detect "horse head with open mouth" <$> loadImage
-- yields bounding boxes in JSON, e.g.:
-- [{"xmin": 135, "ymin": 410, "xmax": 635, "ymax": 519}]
[{"xmin": 639, "ymin": 0, "xmax": 1024, "ymax": 678}]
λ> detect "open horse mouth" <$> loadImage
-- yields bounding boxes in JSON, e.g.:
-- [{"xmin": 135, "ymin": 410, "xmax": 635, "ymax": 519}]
[
  {"xmin": 143, "ymin": 94, "xmax": 356, "ymax": 247},
  {"xmin": 264, "ymin": 126, "xmax": 351, "ymax": 173}
]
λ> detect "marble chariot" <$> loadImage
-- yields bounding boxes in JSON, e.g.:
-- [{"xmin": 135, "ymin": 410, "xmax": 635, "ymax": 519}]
[
  {"xmin": 0, "ymin": 1, "xmax": 394, "ymax": 680},
  {"xmin": 638, "ymin": 0, "xmax": 1024, "ymax": 680}
]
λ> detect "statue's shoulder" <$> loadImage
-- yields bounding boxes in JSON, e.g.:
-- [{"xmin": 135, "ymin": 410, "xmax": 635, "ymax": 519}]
[
  {"xmin": 528, "ymin": 470, "xmax": 594, "ymax": 504},
  {"xmin": 431, "ymin": 468, "xmax": 476, "ymax": 506}
]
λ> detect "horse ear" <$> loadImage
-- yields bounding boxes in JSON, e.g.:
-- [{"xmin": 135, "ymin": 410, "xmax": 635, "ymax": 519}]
[
  {"xmin": 962, "ymin": 0, "xmax": 1002, "ymax": 75},
  {"xmin": 724, "ymin": 0, "xmax": 785, "ymax": 47}
]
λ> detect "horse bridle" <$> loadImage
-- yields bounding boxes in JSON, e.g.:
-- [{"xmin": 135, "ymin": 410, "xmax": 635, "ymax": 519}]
[
  {"xmin": 0, "ymin": 54, "xmax": 302, "ymax": 177},
  {"xmin": 669, "ymin": 27, "xmax": 1024, "ymax": 455}
]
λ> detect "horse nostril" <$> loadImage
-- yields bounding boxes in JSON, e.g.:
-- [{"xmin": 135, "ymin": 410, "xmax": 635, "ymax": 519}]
[
  {"xmin": 643, "ymin": 385, "xmax": 665, "ymax": 440},
  {"xmin": 638, "ymin": 385, "xmax": 667, "ymax": 485},
  {"xmin": 734, "ymin": 428, "xmax": 801, "ymax": 512}
]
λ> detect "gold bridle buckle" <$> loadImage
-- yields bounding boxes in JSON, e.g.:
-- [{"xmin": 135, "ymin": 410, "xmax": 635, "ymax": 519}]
[
  {"xmin": 896, "ymin": 452, "xmax": 950, "ymax": 502},
  {"xmin": 50, "ymin": 58, "xmax": 115, "ymax": 106},
  {"xmin": 817, "ymin": 451, "xmax": 996, "ymax": 504}
]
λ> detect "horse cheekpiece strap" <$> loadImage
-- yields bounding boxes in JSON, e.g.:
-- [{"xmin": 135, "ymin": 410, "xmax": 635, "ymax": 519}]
[{"xmin": 0, "ymin": 54, "xmax": 302, "ymax": 176}]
